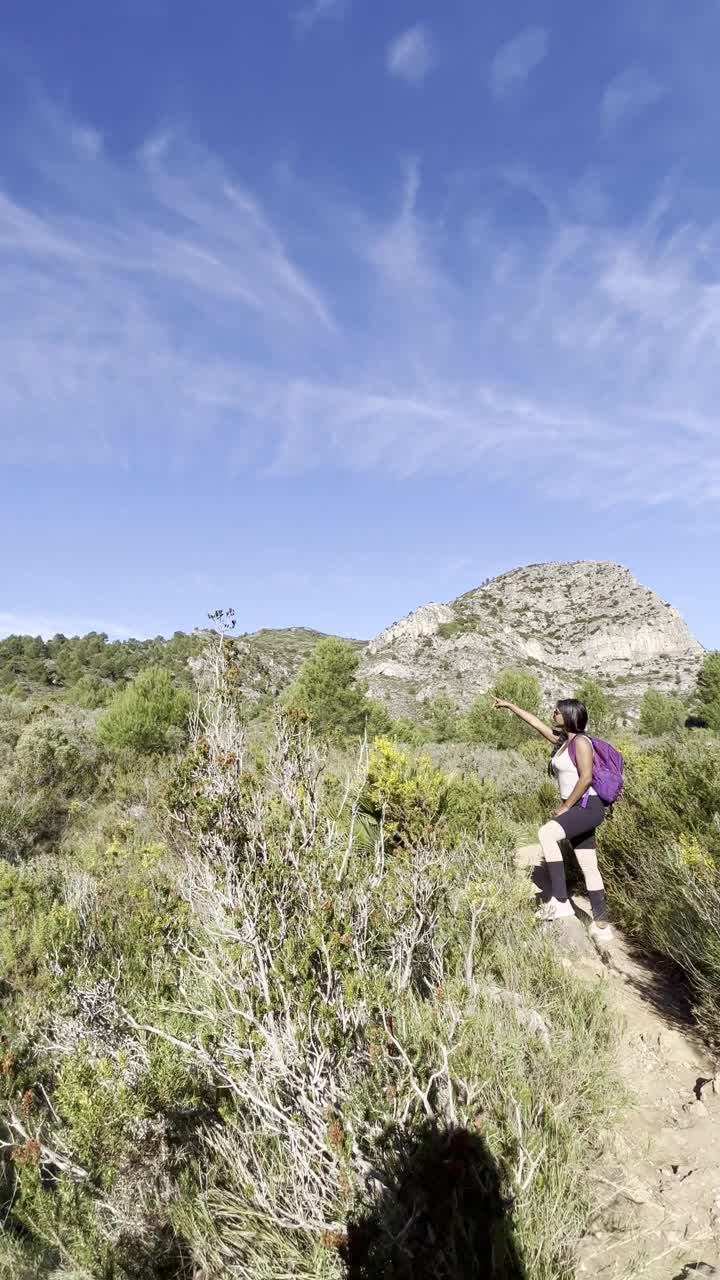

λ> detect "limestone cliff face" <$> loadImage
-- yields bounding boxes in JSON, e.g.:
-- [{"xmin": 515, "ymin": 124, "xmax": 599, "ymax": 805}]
[
  {"xmin": 368, "ymin": 603, "xmax": 454, "ymax": 655},
  {"xmin": 360, "ymin": 561, "xmax": 704, "ymax": 718}
]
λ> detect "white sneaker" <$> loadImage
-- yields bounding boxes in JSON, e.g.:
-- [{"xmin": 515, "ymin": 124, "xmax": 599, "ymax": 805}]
[
  {"xmin": 589, "ymin": 922, "xmax": 614, "ymax": 945},
  {"xmin": 535, "ymin": 898, "xmax": 575, "ymax": 922}
]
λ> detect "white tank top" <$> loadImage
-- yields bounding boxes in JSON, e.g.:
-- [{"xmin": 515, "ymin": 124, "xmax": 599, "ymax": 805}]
[{"xmin": 551, "ymin": 738, "xmax": 597, "ymax": 801}]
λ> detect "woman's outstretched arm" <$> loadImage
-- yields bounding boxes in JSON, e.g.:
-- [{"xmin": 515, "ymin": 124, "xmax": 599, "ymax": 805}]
[{"xmin": 492, "ymin": 699, "xmax": 560, "ymax": 744}]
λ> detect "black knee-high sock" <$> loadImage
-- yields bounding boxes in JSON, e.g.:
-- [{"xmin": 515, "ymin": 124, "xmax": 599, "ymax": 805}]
[
  {"xmin": 587, "ymin": 889, "xmax": 609, "ymax": 923},
  {"xmin": 546, "ymin": 860, "xmax": 569, "ymax": 903}
]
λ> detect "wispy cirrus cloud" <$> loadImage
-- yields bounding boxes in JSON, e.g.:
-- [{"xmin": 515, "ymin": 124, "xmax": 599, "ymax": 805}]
[
  {"xmin": 386, "ymin": 23, "xmax": 436, "ymax": 86},
  {"xmin": 293, "ymin": 0, "xmax": 348, "ymax": 36},
  {"xmin": 490, "ymin": 26, "xmax": 548, "ymax": 99},
  {"xmin": 601, "ymin": 65, "xmax": 664, "ymax": 130},
  {"xmin": 0, "ymin": 106, "xmax": 335, "ymax": 468},
  {"xmin": 2, "ymin": 102, "xmax": 720, "ymax": 511}
]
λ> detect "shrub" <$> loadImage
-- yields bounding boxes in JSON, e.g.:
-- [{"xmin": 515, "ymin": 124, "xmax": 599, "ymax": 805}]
[
  {"xmin": 363, "ymin": 737, "xmax": 449, "ymax": 847},
  {"xmin": 598, "ymin": 734, "xmax": 720, "ymax": 1041},
  {"xmin": 573, "ymin": 679, "xmax": 617, "ymax": 737},
  {"xmin": 0, "ymin": 795, "xmax": 54, "ymax": 864},
  {"xmin": 437, "ymin": 617, "xmax": 473, "ymax": 639},
  {"xmin": 693, "ymin": 650, "xmax": 720, "ymax": 731},
  {"xmin": 0, "ymin": 635, "xmax": 621, "ymax": 1278},
  {"xmin": 462, "ymin": 697, "xmax": 497, "ymax": 746},
  {"xmin": 0, "ymin": 860, "xmax": 81, "ymax": 1003},
  {"xmin": 390, "ymin": 717, "xmax": 433, "ymax": 748},
  {"xmin": 0, "ymin": 695, "xmax": 31, "ymax": 761},
  {"xmin": 67, "ymin": 672, "xmax": 113, "ymax": 709},
  {"xmin": 464, "ymin": 671, "xmax": 542, "ymax": 749},
  {"xmin": 0, "ymin": 712, "xmax": 103, "ymax": 859},
  {"xmin": 364, "ymin": 697, "xmax": 394, "ymax": 740},
  {"xmin": 98, "ymin": 667, "xmax": 191, "ymax": 754},
  {"xmin": 639, "ymin": 689, "xmax": 686, "ymax": 737},
  {"xmin": 423, "ymin": 691, "xmax": 460, "ymax": 742},
  {"xmin": 163, "ymin": 643, "xmax": 618, "ymax": 1278},
  {"xmin": 14, "ymin": 715, "xmax": 99, "ymax": 793}
]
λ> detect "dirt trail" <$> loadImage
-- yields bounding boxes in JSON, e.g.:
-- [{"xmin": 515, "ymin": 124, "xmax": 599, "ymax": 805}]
[{"xmin": 516, "ymin": 847, "xmax": 720, "ymax": 1280}]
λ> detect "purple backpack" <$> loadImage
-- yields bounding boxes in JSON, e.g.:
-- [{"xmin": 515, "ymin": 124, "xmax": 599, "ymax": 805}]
[{"xmin": 568, "ymin": 734, "xmax": 624, "ymax": 807}]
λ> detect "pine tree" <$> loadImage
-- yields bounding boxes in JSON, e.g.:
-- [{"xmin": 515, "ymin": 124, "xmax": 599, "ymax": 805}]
[
  {"xmin": 464, "ymin": 670, "xmax": 542, "ymax": 748},
  {"xmin": 693, "ymin": 652, "xmax": 720, "ymax": 731},
  {"xmin": 573, "ymin": 679, "xmax": 617, "ymax": 737},
  {"xmin": 98, "ymin": 667, "xmax": 191, "ymax": 753},
  {"xmin": 286, "ymin": 638, "xmax": 371, "ymax": 737}
]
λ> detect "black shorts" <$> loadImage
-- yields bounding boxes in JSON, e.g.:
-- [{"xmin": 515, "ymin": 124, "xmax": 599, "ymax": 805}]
[{"xmin": 554, "ymin": 795, "xmax": 607, "ymax": 850}]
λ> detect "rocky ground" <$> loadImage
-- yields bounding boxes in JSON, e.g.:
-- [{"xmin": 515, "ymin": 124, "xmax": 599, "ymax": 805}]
[{"xmin": 517, "ymin": 846, "xmax": 720, "ymax": 1280}]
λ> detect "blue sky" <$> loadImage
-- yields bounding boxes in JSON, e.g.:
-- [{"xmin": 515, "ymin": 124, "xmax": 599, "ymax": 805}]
[{"xmin": 1, "ymin": 0, "xmax": 719, "ymax": 647}]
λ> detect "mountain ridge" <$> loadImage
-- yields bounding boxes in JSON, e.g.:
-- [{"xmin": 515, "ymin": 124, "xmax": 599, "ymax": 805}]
[
  {"xmin": 360, "ymin": 559, "xmax": 704, "ymax": 718},
  {"xmin": 0, "ymin": 561, "xmax": 704, "ymax": 718}
]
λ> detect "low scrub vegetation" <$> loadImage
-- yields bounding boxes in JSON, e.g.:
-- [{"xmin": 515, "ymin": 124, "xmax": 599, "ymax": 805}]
[
  {"xmin": 0, "ymin": 620, "xmax": 718, "ymax": 1277},
  {"xmin": 0, "ymin": 630, "xmax": 621, "ymax": 1279}
]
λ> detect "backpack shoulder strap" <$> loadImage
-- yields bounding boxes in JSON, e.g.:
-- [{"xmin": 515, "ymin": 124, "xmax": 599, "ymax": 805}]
[{"xmin": 568, "ymin": 734, "xmax": 593, "ymax": 763}]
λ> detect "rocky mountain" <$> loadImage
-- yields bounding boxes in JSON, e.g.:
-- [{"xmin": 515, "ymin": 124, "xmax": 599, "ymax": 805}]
[
  {"xmin": 360, "ymin": 561, "xmax": 704, "ymax": 718},
  {"xmin": 0, "ymin": 563, "xmax": 701, "ymax": 722}
]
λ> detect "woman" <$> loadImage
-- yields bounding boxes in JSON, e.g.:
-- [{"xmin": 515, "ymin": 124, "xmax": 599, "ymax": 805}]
[{"xmin": 493, "ymin": 696, "xmax": 613, "ymax": 942}]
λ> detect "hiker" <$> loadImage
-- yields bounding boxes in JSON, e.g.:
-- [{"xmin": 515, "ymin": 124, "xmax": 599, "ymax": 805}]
[{"xmin": 493, "ymin": 696, "xmax": 614, "ymax": 941}]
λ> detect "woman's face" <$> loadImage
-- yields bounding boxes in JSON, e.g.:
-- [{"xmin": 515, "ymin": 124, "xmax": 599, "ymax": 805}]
[{"xmin": 552, "ymin": 706, "xmax": 565, "ymax": 731}]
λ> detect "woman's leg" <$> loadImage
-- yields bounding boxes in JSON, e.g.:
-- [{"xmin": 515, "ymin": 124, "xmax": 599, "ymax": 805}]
[
  {"xmin": 573, "ymin": 838, "xmax": 610, "ymax": 925},
  {"xmin": 554, "ymin": 798, "xmax": 611, "ymax": 928},
  {"xmin": 537, "ymin": 820, "xmax": 570, "ymax": 903},
  {"xmin": 531, "ymin": 860, "xmax": 552, "ymax": 900}
]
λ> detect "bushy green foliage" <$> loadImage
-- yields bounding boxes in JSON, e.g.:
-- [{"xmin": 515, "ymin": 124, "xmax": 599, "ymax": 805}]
[
  {"xmin": 14, "ymin": 716, "xmax": 98, "ymax": 792},
  {"xmin": 16, "ymin": 621, "xmax": 720, "ymax": 1273},
  {"xmin": 638, "ymin": 688, "xmax": 686, "ymax": 736},
  {"xmin": 97, "ymin": 667, "xmax": 191, "ymax": 754},
  {"xmin": 693, "ymin": 650, "xmax": 720, "ymax": 730},
  {"xmin": 464, "ymin": 670, "xmax": 542, "ymax": 749},
  {"xmin": 0, "ymin": 708, "xmax": 104, "ymax": 860},
  {"xmin": 164, "ymin": 679, "xmax": 615, "ymax": 1279},
  {"xmin": 0, "ymin": 798, "xmax": 40, "ymax": 864},
  {"xmin": 285, "ymin": 637, "xmax": 377, "ymax": 739},
  {"xmin": 0, "ymin": 812, "xmax": 207, "ymax": 1276},
  {"xmin": 0, "ymin": 860, "xmax": 81, "ymax": 1001},
  {"xmin": 0, "ymin": 639, "xmax": 620, "ymax": 1280},
  {"xmin": 573, "ymin": 679, "xmax": 617, "ymax": 736},
  {"xmin": 423, "ymin": 691, "xmax": 460, "ymax": 742},
  {"xmin": 390, "ymin": 716, "xmax": 433, "ymax": 748},
  {"xmin": 364, "ymin": 697, "xmax": 394, "ymax": 740},
  {"xmin": 462, "ymin": 699, "xmax": 498, "ymax": 746},
  {"xmin": 0, "ymin": 694, "xmax": 31, "ymax": 761},
  {"xmin": 66, "ymin": 672, "xmax": 114, "ymax": 709},
  {"xmin": 362, "ymin": 738, "xmax": 515, "ymax": 851},
  {"xmin": 363, "ymin": 737, "xmax": 451, "ymax": 847},
  {"xmin": 0, "ymin": 634, "xmax": 47, "ymax": 693},
  {"xmin": 0, "ymin": 628, "xmax": 203, "ymax": 697},
  {"xmin": 437, "ymin": 616, "xmax": 474, "ymax": 639},
  {"xmin": 591, "ymin": 734, "xmax": 720, "ymax": 1041}
]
